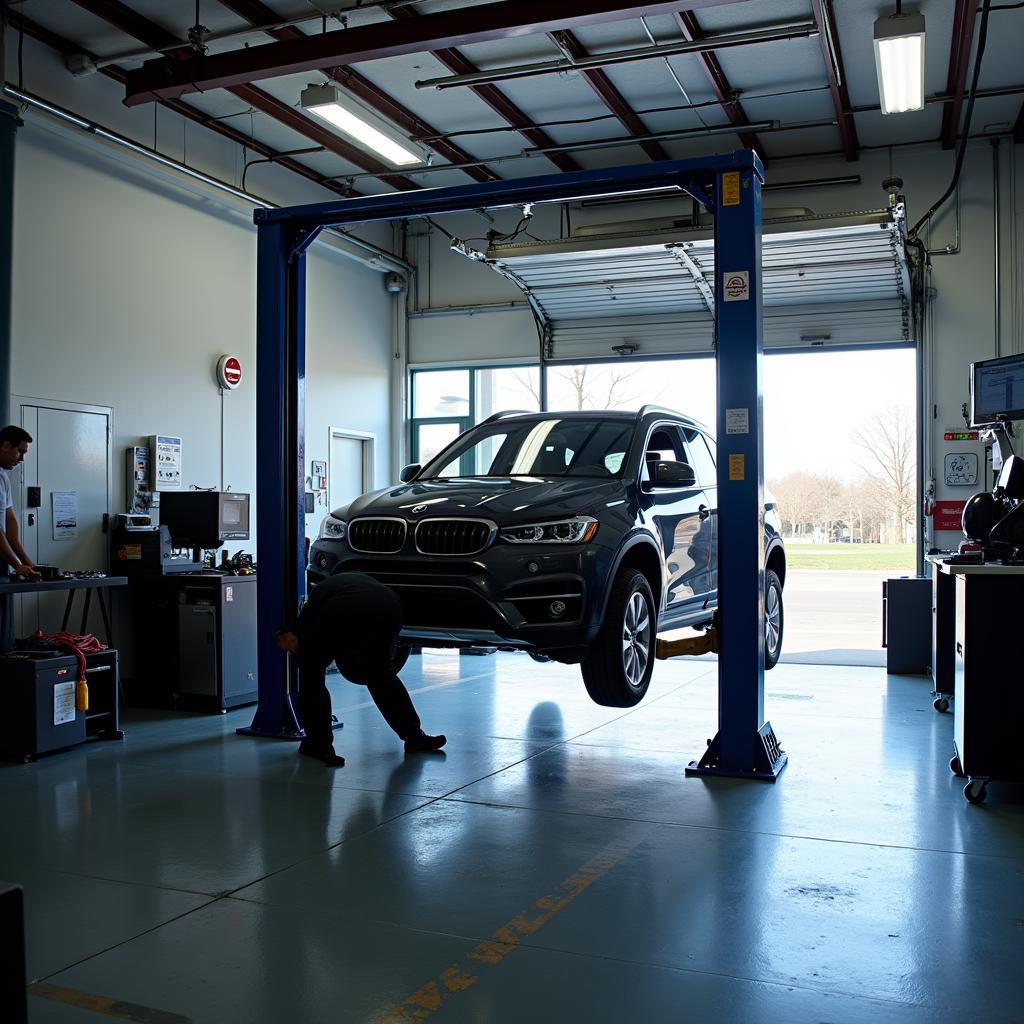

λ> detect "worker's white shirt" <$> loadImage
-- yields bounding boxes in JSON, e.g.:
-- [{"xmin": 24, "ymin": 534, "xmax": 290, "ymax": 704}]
[{"xmin": 0, "ymin": 468, "xmax": 10, "ymax": 536}]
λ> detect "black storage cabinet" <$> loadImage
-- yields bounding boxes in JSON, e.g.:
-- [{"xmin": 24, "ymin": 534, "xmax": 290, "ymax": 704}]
[
  {"xmin": 954, "ymin": 572, "xmax": 1024, "ymax": 784},
  {"xmin": 882, "ymin": 576, "xmax": 932, "ymax": 675},
  {"xmin": 0, "ymin": 649, "xmax": 122, "ymax": 759}
]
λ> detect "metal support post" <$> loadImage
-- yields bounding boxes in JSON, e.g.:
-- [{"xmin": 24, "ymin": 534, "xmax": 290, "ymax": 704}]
[
  {"xmin": 237, "ymin": 222, "xmax": 311, "ymax": 739},
  {"xmin": 686, "ymin": 161, "xmax": 787, "ymax": 781},
  {"xmin": 0, "ymin": 98, "xmax": 20, "ymax": 428}
]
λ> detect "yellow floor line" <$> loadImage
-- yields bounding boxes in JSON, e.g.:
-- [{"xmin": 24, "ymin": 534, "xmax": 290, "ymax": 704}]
[
  {"xmin": 373, "ymin": 830, "xmax": 647, "ymax": 1023},
  {"xmin": 27, "ymin": 982, "xmax": 191, "ymax": 1023}
]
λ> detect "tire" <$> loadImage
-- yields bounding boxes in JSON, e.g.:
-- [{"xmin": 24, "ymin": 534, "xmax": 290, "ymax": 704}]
[
  {"xmin": 764, "ymin": 568, "xmax": 784, "ymax": 670},
  {"xmin": 581, "ymin": 570, "xmax": 655, "ymax": 707}
]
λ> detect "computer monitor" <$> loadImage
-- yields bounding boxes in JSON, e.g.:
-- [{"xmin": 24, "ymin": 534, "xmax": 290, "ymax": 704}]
[
  {"xmin": 159, "ymin": 491, "xmax": 250, "ymax": 549},
  {"xmin": 969, "ymin": 353, "xmax": 1024, "ymax": 427}
]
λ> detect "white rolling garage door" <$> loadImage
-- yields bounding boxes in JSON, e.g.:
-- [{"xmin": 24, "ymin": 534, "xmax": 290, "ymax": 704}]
[{"xmin": 486, "ymin": 209, "xmax": 914, "ymax": 362}]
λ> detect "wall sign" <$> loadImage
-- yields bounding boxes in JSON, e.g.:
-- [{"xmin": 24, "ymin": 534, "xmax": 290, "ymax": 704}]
[
  {"xmin": 51, "ymin": 491, "xmax": 78, "ymax": 540},
  {"xmin": 152, "ymin": 435, "xmax": 182, "ymax": 490},
  {"xmin": 934, "ymin": 500, "xmax": 968, "ymax": 532},
  {"xmin": 944, "ymin": 452, "xmax": 979, "ymax": 487},
  {"xmin": 217, "ymin": 355, "xmax": 243, "ymax": 390}
]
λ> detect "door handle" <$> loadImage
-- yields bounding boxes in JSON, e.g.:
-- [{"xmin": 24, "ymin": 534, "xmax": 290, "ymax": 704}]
[
  {"xmin": 27, "ymin": 513, "xmax": 35, "ymax": 527},
  {"xmin": 698, "ymin": 504, "xmax": 710, "ymax": 520}
]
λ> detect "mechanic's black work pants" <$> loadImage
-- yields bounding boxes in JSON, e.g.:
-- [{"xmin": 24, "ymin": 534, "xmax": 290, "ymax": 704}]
[{"xmin": 298, "ymin": 662, "xmax": 421, "ymax": 750}]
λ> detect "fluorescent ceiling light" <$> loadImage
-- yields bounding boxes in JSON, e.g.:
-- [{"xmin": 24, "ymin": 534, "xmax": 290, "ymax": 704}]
[
  {"xmin": 300, "ymin": 84, "xmax": 426, "ymax": 167},
  {"xmin": 873, "ymin": 11, "xmax": 926, "ymax": 114}
]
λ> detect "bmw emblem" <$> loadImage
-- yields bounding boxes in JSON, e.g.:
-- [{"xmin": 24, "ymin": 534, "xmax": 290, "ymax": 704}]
[{"xmin": 411, "ymin": 504, "xmax": 428, "ymax": 514}]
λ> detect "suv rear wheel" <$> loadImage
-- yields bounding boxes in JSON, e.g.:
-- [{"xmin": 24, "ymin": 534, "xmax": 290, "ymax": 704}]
[{"xmin": 581, "ymin": 570, "xmax": 655, "ymax": 707}]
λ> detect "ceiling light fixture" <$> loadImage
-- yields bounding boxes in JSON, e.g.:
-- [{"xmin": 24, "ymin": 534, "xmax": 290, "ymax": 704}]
[
  {"xmin": 873, "ymin": 10, "xmax": 926, "ymax": 114},
  {"xmin": 300, "ymin": 84, "xmax": 427, "ymax": 167}
]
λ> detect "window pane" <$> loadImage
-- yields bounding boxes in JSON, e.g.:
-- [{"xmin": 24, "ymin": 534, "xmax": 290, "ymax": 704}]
[
  {"xmin": 413, "ymin": 370, "xmax": 470, "ymax": 418},
  {"xmin": 545, "ymin": 359, "xmax": 716, "ymax": 423},
  {"xmin": 416, "ymin": 422, "xmax": 462, "ymax": 466},
  {"xmin": 683, "ymin": 430, "xmax": 717, "ymax": 487},
  {"xmin": 476, "ymin": 367, "xmax": 540, "ymax": 420}
]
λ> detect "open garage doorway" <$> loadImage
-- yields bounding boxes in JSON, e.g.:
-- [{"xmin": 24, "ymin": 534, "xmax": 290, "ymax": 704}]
[{"xmin": 540, "ymin": 346, "xmax": 918, "ymax": 667}]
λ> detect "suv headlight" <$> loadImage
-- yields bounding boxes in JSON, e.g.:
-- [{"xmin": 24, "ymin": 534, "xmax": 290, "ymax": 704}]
[
  {"xmin": 501, "ymin": 516, "xmax": 598, "ymax": 544},
  {"xmin": 318, "ymin": 515, "xmax": 347, "ymax": 541}
]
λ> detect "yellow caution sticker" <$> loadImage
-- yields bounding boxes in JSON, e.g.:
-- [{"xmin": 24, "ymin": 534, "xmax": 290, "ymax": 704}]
[
  {"xmin": 722, "ymin": 171, "xmax": 741, "ymax": 206},
  {"xmin": 729, "ymin": 453, "xmax": 745, "ymax": 481}
]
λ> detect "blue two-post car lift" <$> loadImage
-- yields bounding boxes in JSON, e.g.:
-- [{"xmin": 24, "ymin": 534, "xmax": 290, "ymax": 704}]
[{"xmin": 239, "ymin": 149, "xmax": 787, "ymax": 782}]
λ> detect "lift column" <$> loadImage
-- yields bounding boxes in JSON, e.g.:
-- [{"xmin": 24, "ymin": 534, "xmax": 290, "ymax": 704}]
[
  {"xmin": 238, "ymin": 219, "xmax": 316, "ymax": 739},
  {"xmin": 686, "ymin": 158, "xmax": 787, "ymax": 781}
]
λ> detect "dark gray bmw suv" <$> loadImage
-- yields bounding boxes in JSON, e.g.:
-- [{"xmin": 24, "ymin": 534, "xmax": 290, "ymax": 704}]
[{"xmin": 308, "ymin": 406, "xmax": 786, "ymax": 707}]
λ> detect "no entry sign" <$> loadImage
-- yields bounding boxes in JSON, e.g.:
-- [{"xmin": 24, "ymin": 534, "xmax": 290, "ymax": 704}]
[{"xmin": 217, "ymin": 355, "xmax": 242, "ymax": 390}]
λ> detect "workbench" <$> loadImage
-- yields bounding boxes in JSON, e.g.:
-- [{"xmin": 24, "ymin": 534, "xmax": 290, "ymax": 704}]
[{"xmin": 0, "ymin": 575, "xmax": 128, "ymax": 652}]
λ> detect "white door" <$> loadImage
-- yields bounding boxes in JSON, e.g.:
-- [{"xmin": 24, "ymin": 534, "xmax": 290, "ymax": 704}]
[
  {"xmin": 327, "ymin": 430, "xmax": 374, "ymax": 529},
  {"xmin": 15, "ymin": 402, "xmax": 111, "ymax": 637}
]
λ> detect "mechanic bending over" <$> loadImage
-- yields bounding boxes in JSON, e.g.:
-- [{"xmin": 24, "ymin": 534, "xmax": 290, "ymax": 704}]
[
  {"xmin": 0, "ymin": 425, "xmax": 41, "ymax": 652},
  {"xmin": 276, "ymin": 571, "xmax": 446, "ymax": 767}
]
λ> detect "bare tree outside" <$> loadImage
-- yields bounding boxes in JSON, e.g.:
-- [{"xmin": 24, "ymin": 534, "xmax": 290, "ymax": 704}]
[
  {"xmin": 854, "ymin": 405, "xmax": 916, "ymax": 543},
  {"xmin": 514, "ymin": 364, "xmax": 639, "ymax": 411}
]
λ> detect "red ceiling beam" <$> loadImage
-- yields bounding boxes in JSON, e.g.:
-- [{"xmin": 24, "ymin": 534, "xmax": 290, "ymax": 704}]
[
  {"xmin": 551, "ymin": 31, "xmax": 669, "ymax": 162},
  {"xmin": 6, "ymin": 10, "xmax": 354, "ymax": 197},
  {"xmin": 70, "ymin": 0, "xmax": 417, "ymax": 190},
  {"xmin": 674, "ymin": 11, "xmax": 760, "ymax": 153},
  {"xmin": 389, "ymin": 6, "xmax": 581, "ymax": 174},
  {"xmin": 809, "ymin": 0, "xmax": 859, "ymax": 161},
  {"xmin": 217, "ymin": 0, "xmax": 498, "ymax": 183},
  {"xmin": 121, "ymin": 0, "xmax": 749, "ymax": 106},
  {"xmin": 941, "ymin": 0, "xmax": 977, "ymax": 150}
]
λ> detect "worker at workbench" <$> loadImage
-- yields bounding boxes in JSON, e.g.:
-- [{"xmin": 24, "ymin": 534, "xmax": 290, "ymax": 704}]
[
  {"xmin": 276, "ymin": 571, "xmax": 446, "ymax": 767},
  {"xmin": 0, "ymin": 426, "xmax": 41, "ymax": 651}
]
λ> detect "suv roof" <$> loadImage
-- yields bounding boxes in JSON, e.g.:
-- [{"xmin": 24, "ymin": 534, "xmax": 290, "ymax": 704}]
[{"xmin": 480, "ymin": 406, "xmax": 710, "ymax": 433}]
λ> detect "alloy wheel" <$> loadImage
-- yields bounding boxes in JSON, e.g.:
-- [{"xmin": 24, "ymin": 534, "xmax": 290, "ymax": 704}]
[
  {"xmin": 765, "ymin": 583, "xmax": 781, "ymax": 656},
  {"xmin": 621, "ymin": 591, "xmax": 651, "ymax": 688}
]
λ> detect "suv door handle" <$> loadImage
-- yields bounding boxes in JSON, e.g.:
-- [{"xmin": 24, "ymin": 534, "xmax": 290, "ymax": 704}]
[{"xmin": 698, "ymin": 504, "xmax": 710, "ymax": 520}]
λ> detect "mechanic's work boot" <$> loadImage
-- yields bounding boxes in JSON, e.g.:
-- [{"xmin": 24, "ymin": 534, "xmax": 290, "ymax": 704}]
[
  {"xmin": 298, "ymin": 741, "xmax": 346, "ymax": 767},
  {"xmin": 404, "ymin": 731, "xmax": 447, "ymax": 754}
]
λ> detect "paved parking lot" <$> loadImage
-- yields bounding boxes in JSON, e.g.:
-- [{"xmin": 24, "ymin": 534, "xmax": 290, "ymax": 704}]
[{"xmin": 782, "ymin": 568, "xmax": 904, "ymax": 667}]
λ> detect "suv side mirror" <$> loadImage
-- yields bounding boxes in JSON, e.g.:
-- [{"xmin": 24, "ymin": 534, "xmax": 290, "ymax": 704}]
[
  {"xmin": 650, "ymin": 460, "xmax": 696, "ymax": 488},
  {"xmin": 399, "ymin": 463, "xmax": 421, "ymax": 483}
]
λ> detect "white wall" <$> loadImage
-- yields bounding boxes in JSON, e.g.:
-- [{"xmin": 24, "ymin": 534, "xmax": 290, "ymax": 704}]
[
  {"xmin": 408, "ymin": 139, "xmax": 1024, "ymax": 543},
  {"xmin": 10, "ymin": 119, "xmax": 395, "ymax": 546}
]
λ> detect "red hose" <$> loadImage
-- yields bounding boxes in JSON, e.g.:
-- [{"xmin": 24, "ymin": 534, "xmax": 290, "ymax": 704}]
[{"xmin": 22, "ymin": 630, "xmax": 106, "ymax": 710}]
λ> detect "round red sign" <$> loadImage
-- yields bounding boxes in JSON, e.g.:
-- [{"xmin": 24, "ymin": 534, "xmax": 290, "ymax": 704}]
[{"xmin": 217, "ymin": 355, "xmax": 242, "ymax": 390}]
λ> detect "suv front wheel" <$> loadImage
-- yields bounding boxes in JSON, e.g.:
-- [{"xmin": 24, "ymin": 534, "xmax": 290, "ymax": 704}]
[
  {"xmin": 581, "ymin": 570, "xmax": 655, "ymax": 707},
  {"xmin": 764, "ymin": 568, "xmax": 784, "ymax": 670}
]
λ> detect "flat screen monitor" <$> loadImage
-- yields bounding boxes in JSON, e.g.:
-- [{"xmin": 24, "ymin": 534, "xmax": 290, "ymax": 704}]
[
  {"xmin": 970, "ymin": 353, "xmax": 1024, "ymax": 427},
  {"xmin": 160, "ymin": 491, "xmax": 250, "ymax": 549}
]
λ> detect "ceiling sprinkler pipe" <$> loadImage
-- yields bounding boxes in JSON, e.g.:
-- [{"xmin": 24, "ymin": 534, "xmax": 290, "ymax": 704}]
[{"xmin": 415, "ymin": 21, "xmax": 819, "ymax": 90}]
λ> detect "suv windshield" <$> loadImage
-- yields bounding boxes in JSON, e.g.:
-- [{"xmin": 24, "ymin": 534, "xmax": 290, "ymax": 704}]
[{"xmin": 420, "ymin": 417, "xmax": 635, "ymax": 479}]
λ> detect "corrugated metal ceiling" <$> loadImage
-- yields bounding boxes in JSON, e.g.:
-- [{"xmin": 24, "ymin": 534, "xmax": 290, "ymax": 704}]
[{"xmin": 9, "ymin": 0, "xmax": 1023, "ymax": 196}]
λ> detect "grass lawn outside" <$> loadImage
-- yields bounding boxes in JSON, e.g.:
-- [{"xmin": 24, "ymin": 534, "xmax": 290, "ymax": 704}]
[{"xmin": 783, "ymin": 543, "xmax": 916, "ymax": 571}]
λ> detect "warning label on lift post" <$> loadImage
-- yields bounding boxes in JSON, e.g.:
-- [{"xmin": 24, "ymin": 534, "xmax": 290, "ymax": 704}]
[{"xmin": 723, "ymin": 271, "xmax": 750, "ymax": 301}]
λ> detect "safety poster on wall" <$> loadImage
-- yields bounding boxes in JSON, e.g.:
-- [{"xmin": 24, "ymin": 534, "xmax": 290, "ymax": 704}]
[{"xmin": 51, "ymin": 491, "xmax": 79, "ymax": 540}]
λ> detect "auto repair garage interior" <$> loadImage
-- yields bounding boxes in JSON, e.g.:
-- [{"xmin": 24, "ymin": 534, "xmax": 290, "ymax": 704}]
[{"xmin": 2, "ymin": 1, "xmax": 1024, "ymax": 1021}]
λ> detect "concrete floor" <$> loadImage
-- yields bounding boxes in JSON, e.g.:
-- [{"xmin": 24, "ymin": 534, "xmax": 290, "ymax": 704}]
[{"xmin": 5, "ymin": 651, "xmax": 1024, "ymax": 1024}]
